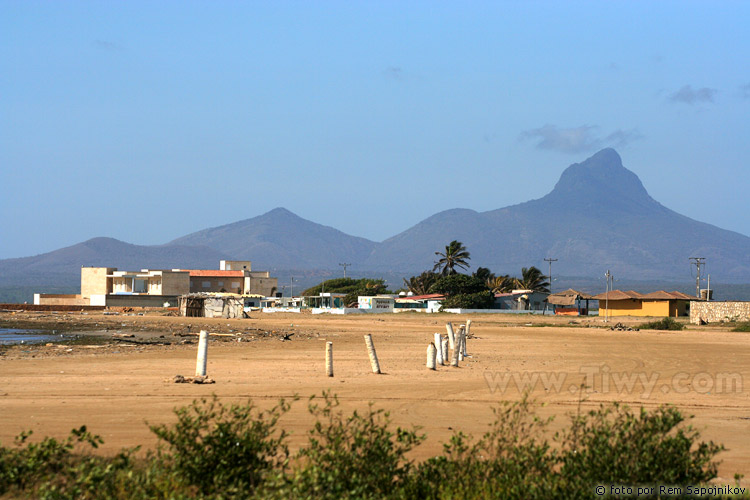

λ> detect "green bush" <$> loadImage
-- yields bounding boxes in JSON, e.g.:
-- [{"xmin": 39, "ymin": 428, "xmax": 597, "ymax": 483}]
[
  {"xmin": 405, "ymin": 397, "xmax": 559, "ymax": 499},
  {"xmin": 440, "ymin": 291, "xmax": 494, "ymax": 309},
  {"xmin": 559, "ymin": 403, "xmax": 723, "ymax": 491},
  {"xmin": 731, "ymin": 322, "xmax": 750, "ymax": 332},
  {"xmin": 149, "ymin": 395, "xmax": 292, "ymax": 497},
  {"xmin": 282, "ymin": 391, "xmax": 424, "ymax": 499},
  {"xmin": 638, "ymin": 317, "xmax": 685, "ymax": 330},
  {"xmin": 0, "ymin": 394, "xmax": 728, "ymax": 499}
]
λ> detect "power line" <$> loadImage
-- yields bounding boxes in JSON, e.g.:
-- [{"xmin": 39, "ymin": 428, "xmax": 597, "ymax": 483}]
[
  {"xmin": 544, "ymin": 258, "xmax": 557, "ymax": 294},
  {"xmin": 689, "ymin": 257, "xmax": 706, "ymax": 298}
]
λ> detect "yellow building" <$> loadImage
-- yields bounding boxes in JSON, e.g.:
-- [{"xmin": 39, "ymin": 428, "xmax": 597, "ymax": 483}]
[{"xmin": 594, "ymin": 290, "xmax": 693, "ymax": 317}]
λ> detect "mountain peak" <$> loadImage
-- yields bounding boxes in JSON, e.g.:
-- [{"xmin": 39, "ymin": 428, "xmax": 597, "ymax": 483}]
[{"xmin": 543, "ymin": 148, "xmax": 657, "ymax": 212}]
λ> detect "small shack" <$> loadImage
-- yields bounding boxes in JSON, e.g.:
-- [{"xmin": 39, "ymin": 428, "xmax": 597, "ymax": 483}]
[
  {"xmin": 179, "ymin": 293, "xmax": 244, "ymax": 318},
  {"xmin": 548, "ymin": 289, "xmax": 594, "ymax": 316},
  {"xmin": 493, "ymin": 290, "xmax": 549, "ymax": 311}
]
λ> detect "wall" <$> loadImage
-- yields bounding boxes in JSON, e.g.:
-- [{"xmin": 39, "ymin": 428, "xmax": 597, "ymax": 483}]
[
  {"xmin": 601, "ymin": 299, "xmax": 643, "ymax": 316},
  {"xmin": 246, "ymin": 276, "xmax": 277, "ymax": 296},
  {"xmin": 189, "ymin": 276, "xmax": 244, "ymax": 294},
  {"xmin": 220, "ymin": 260, "xmax": 252, "ymax": 271},
  {"xmin": 1, "ymin": 303, "xmax": 105, "ymax": 312},
  {"xmin": 641, "ymin": 301, "xmax": 671, "ymax": 317},
  {"xmin": 81, "ymin": 267, "xmax": 115, "ymax": 297},
  {"xmin": 105, "ymin": 295, "xmax": 179, "ymax": 308},
  {"xmin": 34, "ymin": 294, "xmax": 88, "ymax": 306},
  {"xmin": 690, "ymin": 301, "xmax": 750, "ymax": 324},
  {"xmin": 161, "ymin": 272, "xmax": 190, "ymax": 295}
]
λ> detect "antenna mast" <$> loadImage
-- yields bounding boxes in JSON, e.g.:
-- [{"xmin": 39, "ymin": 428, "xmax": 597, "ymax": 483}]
[{"xmin": 339, "ymin": 262, "xmax": 351, "ymax": 278}]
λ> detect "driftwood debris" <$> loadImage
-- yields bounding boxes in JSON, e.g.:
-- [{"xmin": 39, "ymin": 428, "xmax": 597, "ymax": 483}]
[
  {"xmin": 175, "ymin": 332, "xmax": 235, "ymax": 337},
  {"xmin": 172, "ymin": 374, "xmax": 215, "ymax": 384},
  {"xmin": 610, "ymin": 322, "xmax": 639, "ymax": 331}
]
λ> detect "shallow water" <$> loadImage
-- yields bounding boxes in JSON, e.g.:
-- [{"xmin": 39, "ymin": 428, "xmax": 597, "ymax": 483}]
[{"xmin": 0, "ymin": 328, "xmax": 64, "ymax": 346}]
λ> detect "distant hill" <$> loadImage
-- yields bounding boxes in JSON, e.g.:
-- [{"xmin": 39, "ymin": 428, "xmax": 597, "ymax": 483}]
[
  {"xmin": 2, "ymin": 149, "xmax": 750, "ymax": 303},
  {"xmin": 362, "ymin": 148, "xmax": 750, "ymax": 281},
  {"xmin": 0, "ymin": 237, "xmax": 230, "ymax": 288},
  {"xmin": 169, "ymin": 207, "xmax": 378, "ymax": 270}
]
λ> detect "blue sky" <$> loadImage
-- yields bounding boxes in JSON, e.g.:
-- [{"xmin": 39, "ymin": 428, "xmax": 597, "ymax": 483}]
[{"xmin": 1, "ymin": 1, "xmax": 748, "ymax": 259}]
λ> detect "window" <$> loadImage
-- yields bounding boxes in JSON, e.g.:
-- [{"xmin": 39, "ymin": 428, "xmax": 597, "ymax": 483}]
[{"xmin": 202, "ymin": 281, "xmax": 211, "ymax": 288}]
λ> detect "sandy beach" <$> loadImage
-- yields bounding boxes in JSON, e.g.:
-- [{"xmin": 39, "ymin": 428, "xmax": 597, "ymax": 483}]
[{"xmin": 1, "ymin": 310, "xmax": 748, "ymax": 482}]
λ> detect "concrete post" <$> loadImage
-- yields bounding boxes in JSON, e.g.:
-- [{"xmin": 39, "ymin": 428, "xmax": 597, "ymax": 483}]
[
  {"xmin": 364, "ymin": 334, "xmax": 381, "ymax": 374},
  {"xmin": 434, "ymin": 333, "xmax": 443, "ymax": 365},
  {"xmin": 326, "ymin": 342, "xmax": 333, "ymax": 377},
  {"xmin": 427, "ymin": 342, "xmax": 437, "ymax": 370},
  {"xmin": 195, "ymin": 330, "xmax": 208, "ymax": 377},
  {"xmin": 451, "ymin": 335, "xmax": 460, "ymax": 367},
  {"xmin": 457, "ymin": 327, "xmax": 465, "ymax": 361},
  {"xmin": 446, "ymin": 322, "xmax": 455, "ymax": 351},
  {"xmin": 441, "ymin": 338, "xmax": 449, "ymax": 366},
  {"xmin": 464, "ymin": 319, "xmax": 471, "ymax": 356}
]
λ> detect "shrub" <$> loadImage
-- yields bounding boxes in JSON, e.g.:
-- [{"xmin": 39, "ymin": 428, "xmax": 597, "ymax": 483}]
[
  {"xmin": 638, "ymin": 317, "xmax": 685, "ymax": 330},
  {"xmin": 559, "ymin": 403, "xmax": 723, "ymax": 491},
  {"xmin": 284, "ymin": 391, "xmax": 424, "ymax": 499},
  {"xmin": 0, "ymin": 394, "xmax": 727, "ymax": 499},
  {"xmin": 406, "ymin": 396, "xmax": 560, "ymax": 499},
  {"xmin": 440, "ymin": 291, "xmax": 494, "ymax": 309},
  {"xmin": 149, "ymin": 395, "xmax": 292, "ymax": 497},
  {"xmin": 731, "ymin": 322, "xmax": 750, "ymax": 332}
]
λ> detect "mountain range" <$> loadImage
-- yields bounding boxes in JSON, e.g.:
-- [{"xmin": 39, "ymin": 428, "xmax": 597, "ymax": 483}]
[{"xmin": 2, "ymin": 148, "xmax": 749, "ymax": 301}]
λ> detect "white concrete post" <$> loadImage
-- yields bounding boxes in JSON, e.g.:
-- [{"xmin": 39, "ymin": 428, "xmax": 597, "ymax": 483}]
[
  {"xmin": 441, "ymin": 338, "xmax": 449, "ymax": 366},
  {"xmin": 434, "ymin": 333, "xmax": 443, "ymax": 365},
  {"xmin": 427, "ymin": 342, "xmax": 437, "ymax": 370},
  {"xmin": 451, "ymin": 335, "xmax": 460, "ymax": 367},
  {"xmin": 326, "ymin": 342, "xmax": 333, "ymax": 377},
  {"xmin": 195, "ymin": 330, "xmax": 208, "ymax": 377},
  {"xmin": 364, "ymin": 334, "xmax": 381, "ymax": 374},
  {"xmin": 457, "ymin": 327, "xmax": 465, "ymax": 361},
  {"xmin": 446, "ymin": 322, "xmax": 455, "ymax": 351},
  {"xmin": 464, "ymin": 319, "xmax": 471, "ymax": 356}
]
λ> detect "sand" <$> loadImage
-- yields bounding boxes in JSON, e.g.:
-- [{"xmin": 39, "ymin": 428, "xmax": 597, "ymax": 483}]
[{"xmin": 1, "ymin": 310, "xmax": 748, "ymax": 481}]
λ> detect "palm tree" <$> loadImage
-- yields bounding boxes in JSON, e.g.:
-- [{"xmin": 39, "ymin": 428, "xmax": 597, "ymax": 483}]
[
  {"xmin": 488, "ymin": 274, "xmax": 515, "ymax": 294},
  {"xmin": 433, "ymin": 240, "xmax": 471, "ymax": 276},
  {"xmin": 514, "ymin": 266, "xmax": 550, "ymax": 293},
  {"xmin": 403, "ymin": 271, "xmax": 440, "ymax": 295}
]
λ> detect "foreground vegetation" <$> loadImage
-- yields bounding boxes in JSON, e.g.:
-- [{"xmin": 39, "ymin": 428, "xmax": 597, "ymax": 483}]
[
  {"xmin": 638, "ymin": 317, "xmax": 686, "ymax": 331},
  {"xmin": 0, "ymin": 393, "xmax": 728, "ymax": 499}
]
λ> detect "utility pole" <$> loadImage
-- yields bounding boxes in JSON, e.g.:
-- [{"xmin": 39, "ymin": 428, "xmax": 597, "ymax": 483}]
[
  {"xmin": 544, "ymin": 258, "xmax": 558, "ymax": 294},
  {"xmin": 689, "ymin": 257, "xmax": 706, "ymax": 298},
  {"xmin": 339, "ymin": 262, "xmax": 351, "ymax": 278},
  {"xmin": 290, "ymin": 277, "xmax": 297, "ymax": 298},
  {"xmin": 604, "ymin": 270, "xmax": 612, "ymax": 323}
]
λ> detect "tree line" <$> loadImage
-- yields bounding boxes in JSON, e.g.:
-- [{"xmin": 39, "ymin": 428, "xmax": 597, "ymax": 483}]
[
  {"xmin": 300, "ymin": 240, "xmax": 551, "ymax": 309},
  {"xmin": 403, "ymin": 240, "xmax": 550, "ymax": 309}
]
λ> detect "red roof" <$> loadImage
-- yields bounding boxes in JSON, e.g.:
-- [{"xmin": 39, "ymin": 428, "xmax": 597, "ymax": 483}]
[
  {"xmin": 397, "ymin": 294, "xmax": 445, "ymax": 301},
  {"xmin": 184, "ymin": 270, "xmax": 245, "ymax": 277}
]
